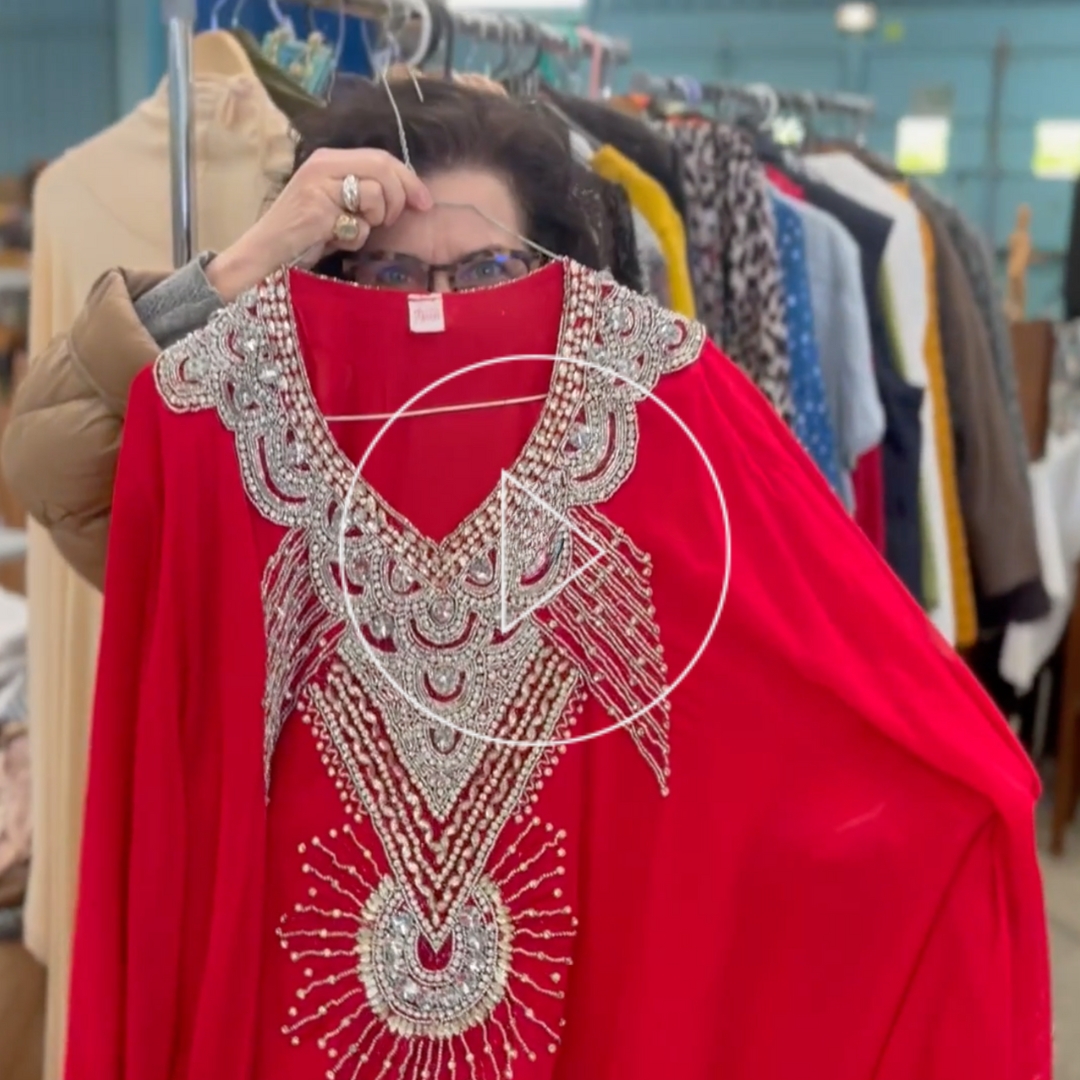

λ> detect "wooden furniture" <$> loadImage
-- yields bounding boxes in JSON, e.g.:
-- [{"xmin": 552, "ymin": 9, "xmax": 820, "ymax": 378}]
[{"xmin": 1011, "ymin": 319, "xmax": 1080, "ymax": 854}]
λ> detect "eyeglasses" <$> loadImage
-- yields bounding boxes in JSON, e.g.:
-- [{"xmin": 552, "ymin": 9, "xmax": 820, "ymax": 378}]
[{"xmin": 344, "ymin": 247, "xmax": 542, "ymax": 293}]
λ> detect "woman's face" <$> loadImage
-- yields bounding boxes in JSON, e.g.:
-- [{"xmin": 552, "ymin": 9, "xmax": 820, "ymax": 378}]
[{"xmin": 361, "ymin": 167, "xmax": 530, "ymax": 292}]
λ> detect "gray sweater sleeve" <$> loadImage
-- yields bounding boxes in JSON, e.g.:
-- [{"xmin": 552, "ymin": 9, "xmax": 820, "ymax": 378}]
[{"xmin": 133, "ymin": 251, "xmax": 224, "ymax": 349}]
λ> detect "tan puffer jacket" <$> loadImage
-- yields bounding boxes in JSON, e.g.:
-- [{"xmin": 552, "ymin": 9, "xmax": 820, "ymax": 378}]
[{"xmin": 2, "ymin": 268, "xmax": 168, "ymax": 590}]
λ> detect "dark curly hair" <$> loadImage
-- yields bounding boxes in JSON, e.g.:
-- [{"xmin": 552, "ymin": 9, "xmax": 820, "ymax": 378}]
[{"xmin": 289, "ymin": 78, "xmax": 605, "ymax": 280}]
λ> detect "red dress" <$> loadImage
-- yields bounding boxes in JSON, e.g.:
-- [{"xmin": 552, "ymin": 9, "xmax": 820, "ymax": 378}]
[{"xmin": 67, "ymin": 261, "xmax": 1051, "ymax": 1080}]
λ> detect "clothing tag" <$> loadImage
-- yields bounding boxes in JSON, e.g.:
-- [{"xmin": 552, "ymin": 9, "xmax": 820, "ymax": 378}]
[{"xmin": 408, "ymin": 293, "xmax": 445, "ymax": 334}]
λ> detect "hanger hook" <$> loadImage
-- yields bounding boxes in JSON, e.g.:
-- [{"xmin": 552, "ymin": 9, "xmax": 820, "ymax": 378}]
[
  {"xmin": 490, "ymin": 16, "xmax": 520, "ymax": 80},
  {"xmin": 745, "ymin": 82, "xmax": 778, "ymax": 129},
  {"xmin": 400, "ymin": 0, "xmax": 433, "ymax": 71},
  {"xmin": 210, "ymin": 0, "xmax": 231, "ymax": 30},
  {"xmin": 503, "ymin": 19, "xmax": 540, "ymax": 83},
  {"xmin": 267, "ymin": 0, "xmax": 290, "ymax": 29}
]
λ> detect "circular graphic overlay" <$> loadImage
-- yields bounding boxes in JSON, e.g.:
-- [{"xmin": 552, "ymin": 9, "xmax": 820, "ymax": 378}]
[{"xmin": 339, "ymin": 353, "xmax": 731, "ymax": 749}]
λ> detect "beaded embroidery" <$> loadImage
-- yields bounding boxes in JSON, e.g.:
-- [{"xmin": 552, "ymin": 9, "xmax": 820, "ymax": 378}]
[{"xmin": 154, "ymin": 261, "xmax": 704, "ymax": 1075}]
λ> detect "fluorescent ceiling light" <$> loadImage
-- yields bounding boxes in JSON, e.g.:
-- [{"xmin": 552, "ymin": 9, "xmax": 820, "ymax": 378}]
[
  {"xmin": 446, "ymin": 0, "xmax": 584, "ymax": 9},
  {"xmin": 835, "ymin": 2, "xmax": 878, "ymax": 35}
]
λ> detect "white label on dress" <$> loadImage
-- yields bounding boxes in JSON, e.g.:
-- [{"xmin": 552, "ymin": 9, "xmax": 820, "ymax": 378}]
[{"xmin": 409, "ymin": 293, "xmax": 445, "ymax": 334}]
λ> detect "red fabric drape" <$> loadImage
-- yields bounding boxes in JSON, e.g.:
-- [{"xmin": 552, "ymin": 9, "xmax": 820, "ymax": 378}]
[{"xmin": 67, "ymin": 265, "xmax": 1050, "ymax": 1080}]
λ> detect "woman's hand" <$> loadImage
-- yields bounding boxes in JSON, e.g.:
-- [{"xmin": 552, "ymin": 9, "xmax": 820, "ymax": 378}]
[{"xmin": 206, "ymin": 148, "xmax": 432, "ymax": 302}]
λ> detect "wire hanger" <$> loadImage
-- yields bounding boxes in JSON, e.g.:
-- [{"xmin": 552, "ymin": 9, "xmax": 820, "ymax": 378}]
[
  {"xmin": 490, "ymin": 17, "xmax": 522, "ymax": 81},
  {"xmin": 746, "ymin": 82, "xmax": 779, "ymax": 130}
]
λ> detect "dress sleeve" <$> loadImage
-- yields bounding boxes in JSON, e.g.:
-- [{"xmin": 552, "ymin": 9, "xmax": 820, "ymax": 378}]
[
  {"xmin": 64, "ymin": 371, "xmax": 166, "ymax": 1080},
  {"xmin": 874, "ymin": 818, "xmax": 1051, "ymax": 1080}
]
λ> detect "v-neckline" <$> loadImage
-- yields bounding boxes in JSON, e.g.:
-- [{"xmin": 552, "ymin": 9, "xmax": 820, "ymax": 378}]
[{"xmin": 264, "ymin": 262, "xmax": 599, "ymax": 586}]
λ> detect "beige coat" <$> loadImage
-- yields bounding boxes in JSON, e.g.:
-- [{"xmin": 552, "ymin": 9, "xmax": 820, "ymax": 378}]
[
  {"xmin": 6, "ymin": 69, "xmax": 291, "ymax": 1080},
  {"xmin": 4, "ymin": 269, "xmax": 166, "ymax": 588}
]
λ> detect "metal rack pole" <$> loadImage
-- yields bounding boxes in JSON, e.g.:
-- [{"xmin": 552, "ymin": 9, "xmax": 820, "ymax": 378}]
[{"xmin": 162, "ymin": 0, "xmax": 197, "ymax": 267}]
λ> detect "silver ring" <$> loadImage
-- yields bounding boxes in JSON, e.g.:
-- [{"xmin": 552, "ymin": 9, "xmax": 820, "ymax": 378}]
[{"xmin": 341, "ymin": 173, "xmax": 361, "ymax": 214}]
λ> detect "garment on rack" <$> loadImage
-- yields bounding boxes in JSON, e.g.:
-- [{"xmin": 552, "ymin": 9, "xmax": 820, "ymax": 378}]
[
  {"xmin": 0, "ymin": 586, "xmax": 30, "ymax": 901},
  {"xmin": 913, "ymin": 195, "xmax": 1049, "ymax": 628},
  {"xmin": 781, "ymin": 194, "xmax": 883, "ymax": 510},
  {"xmin": 68, "ymin": 260, "xmax": 1049, "ymax": 1080},
  {"xmin": 806, "ymin": 147, "xmax": 1033, "ymax": 509},
  {"xmin": 230, "ymin": 27, "xmax": 324, "ymax": 118},
  {"xmin": 772, "ymin": 194, "xmax": 842, "ymax": 492},
  {"xmin": 1067, "ymin": 179, "xmax": 1080, "ymax": 320},
  {"xmin": 915, "ymin": 189, "xmax": 1032, "ymax": 495},
  {"xmin": 907, "ymin": 196, "xmax": 977, "ymax": 649},
  {"xmin": 853, "ymin": 445, "xmax": 887, "ymax": 553},
  {"xmin": 544, "ymin": 88, "xmax": 688, "ymax": 223},
  {"xmin": 11, "ymin": 71, "xmax": 291, "ymax": 1080},
  {"xmin": 792, "ymin": 173, "xmax": 923, "ymax": 599},
  {"xmin": 571, "ymin": 166, "xmax": 643, "ymax": 294},
  {"xmin": 627, "ymin": 205, "xmax": 671, "ymax": 308},
  {"xmin": 807, "ymin": 153, "xmax": 954, "ymax": 643},
  {"xmin": 591, "ymin": 144, "xmax": 695, "ymax": 317},
  {"xmin": 668, "ymin": 121, "xmax": 794, "ymax": 422},
  {"xmin": 600, "ymin": 180, "xmax": 645, "ymax": 294},
  {"xmin": 767, "ymin": 165, "xmax": 803, "ymax": 201},
  {"xmin": 1052, "ymin": 318, "xmax": 1080, "ymax": 437}
]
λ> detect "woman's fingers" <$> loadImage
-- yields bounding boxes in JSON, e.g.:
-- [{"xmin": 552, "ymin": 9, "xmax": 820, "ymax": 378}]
[
  {"xmin": 394, "ymin": 162, "xmax": 433, "ymax": 210},
  {"xmin": 377, "ymin": 173, "xmax": 409, "ymax": 228},
  {"xmin": 354, "ymin": 179, "xmax": 388, "ymax": 228},
  {"xmin": 315, "ymin": 147, "xmax": 433, "ymax": 213}
]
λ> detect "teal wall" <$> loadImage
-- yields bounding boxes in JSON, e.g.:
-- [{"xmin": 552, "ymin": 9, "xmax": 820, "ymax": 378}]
[
  {"xmin": 594, "ymin": 2, "xmax": 1080, "ymax": 316},
  {"xmin": 3, "ymin": 0, "xmax": 1080, "ymax": 313},
  {"xmin": 0, "ymin": 0, "xmax": 119, "ymax": 171}
]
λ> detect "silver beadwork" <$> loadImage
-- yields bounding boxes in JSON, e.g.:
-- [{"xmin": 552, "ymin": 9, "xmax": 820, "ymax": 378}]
[{"xmin": 152, "ymin": 262, "xmax": 703, "ymax": 1072}]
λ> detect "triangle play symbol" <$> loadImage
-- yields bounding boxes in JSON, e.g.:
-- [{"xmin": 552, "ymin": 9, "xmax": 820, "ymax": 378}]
[{"xmin": 499, "ymin": 470, "xmax": 608, "ymax": 634}]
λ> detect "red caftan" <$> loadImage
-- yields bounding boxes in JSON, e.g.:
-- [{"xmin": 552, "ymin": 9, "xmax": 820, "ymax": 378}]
[{"xmin": 67, "ymin": 261, "xmax": 1050, "ymax": 1080}]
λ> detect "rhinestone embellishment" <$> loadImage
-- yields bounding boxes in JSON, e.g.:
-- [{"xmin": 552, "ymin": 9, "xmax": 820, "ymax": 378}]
[
  {"xmin": 611, "ymin": 304, "xmax": 633, "ymax": 332},
  {"xmin": 359, "ymin": 876, "xmax": 510, "ymax": 1037},
  {"xmin": 390, "ymin": 563, "xmax": 416, "ymax": 593},
  {"xmin": 428, "ymin": 668, "xmax": 459, "ymax": 697},
  {"xmin": 369, "ymin": 611, "xmax": 394, "ymax": 642},
  {"xmin": 430, "ymin": 724, "xmax": 458, "ymax": 753},
  {"xmin": 429, "ymin": 595, "xmax": 456, "ymax": 625},
  {"xmin": 567, "ymin": 423, "xmax": 594, "ymax": 452},
  {"xmin": 345, "ymin": 553, "xmax": 369, "ymax": 585},
  {"xmin": 468, "ymin": 554, "xmax": 495, "ymax": 586}
]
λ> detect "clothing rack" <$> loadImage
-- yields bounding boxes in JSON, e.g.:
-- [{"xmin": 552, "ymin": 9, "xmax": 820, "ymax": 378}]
[
  {"xmin": 162, "ymin": 0, "xmax": 629, "ymax": 262},
  {"xmin": 302, "ymin": 0, "xmax": 630, "ymax": 69},
  {"xmin": 163, "ymin": 0, "xmax": 197, "ymax": 266},
  {"xmin": 631, "ymin": 72, "xmax": 874, "ymax": 140}
]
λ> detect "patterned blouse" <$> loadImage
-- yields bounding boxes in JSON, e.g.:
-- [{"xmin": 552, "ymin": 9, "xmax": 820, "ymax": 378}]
[
  {"xmin": 665, "ymin": 120, "xmax": 795, "ymax": 423},
  {"xmin": 771, "ymin": 194, "xmax": 844, "ymax": 494}
]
